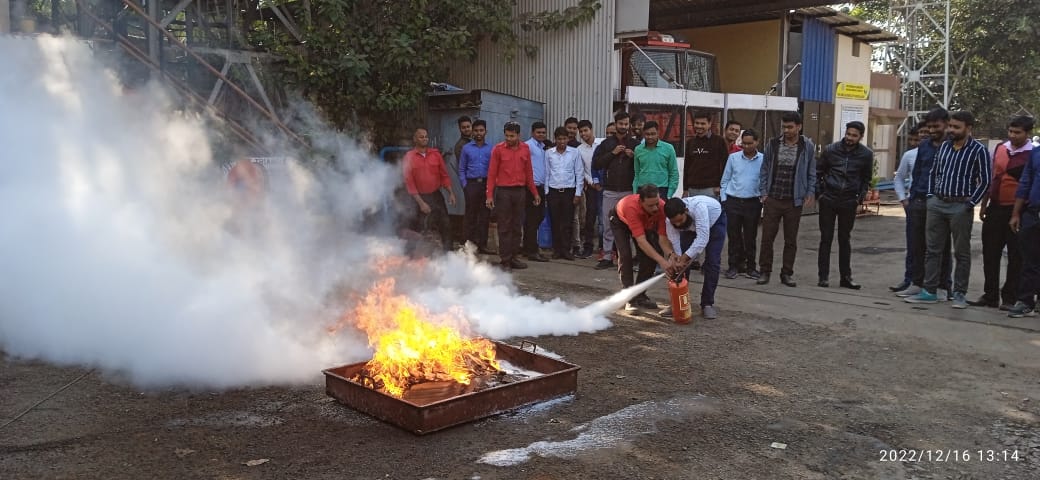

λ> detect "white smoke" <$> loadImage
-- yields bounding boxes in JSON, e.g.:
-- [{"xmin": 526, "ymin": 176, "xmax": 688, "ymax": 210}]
[{"xmin": 0, "ymin": 35, "xmax": 631, "ymax": 389}]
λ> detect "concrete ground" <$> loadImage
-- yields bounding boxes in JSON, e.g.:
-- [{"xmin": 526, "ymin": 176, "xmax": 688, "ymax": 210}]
[{"xmin": 2, "ymin": 201, "xmax": 1039, "ymax": 479}]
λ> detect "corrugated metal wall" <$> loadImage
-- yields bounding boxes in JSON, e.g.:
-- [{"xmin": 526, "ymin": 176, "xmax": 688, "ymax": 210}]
[
  {"xmin": 801, "ymin": 18, "xmax": 835, "ymax": 103},
  {"xmin": 448, "ymin": 0, "xmax": 616, "ymax": 131}
]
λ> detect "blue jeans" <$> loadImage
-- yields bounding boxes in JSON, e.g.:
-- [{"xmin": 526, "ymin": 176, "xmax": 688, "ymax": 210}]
[{"xmin": 679, "ymin": 210, "xmax": 728, "ymax": 306}]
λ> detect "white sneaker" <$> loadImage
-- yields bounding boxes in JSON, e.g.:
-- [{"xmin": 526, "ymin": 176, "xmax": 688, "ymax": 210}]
[
  {"xmin": 936, "ymin": 288, "xmax": 951, "ymax": 302},
  {"xmin": 895, "ymin": 285, "xmax": 921, "ymax": 297},
  {"xmin": 624, "ymin": 302, "xmax": 637, "ymax": 312}
]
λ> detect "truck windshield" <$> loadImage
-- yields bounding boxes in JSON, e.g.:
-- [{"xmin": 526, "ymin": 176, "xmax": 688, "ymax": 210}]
[
  {"xmin": 684, "ymin": 52, "xmax": 718, "ymax": 92},
  {"xmin": 627, "ymin": 50, "xmax": 680, "ymax": 89}
]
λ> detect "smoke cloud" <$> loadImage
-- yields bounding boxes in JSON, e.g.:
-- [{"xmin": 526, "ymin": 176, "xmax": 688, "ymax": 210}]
[{"xmin": 0, "ymin": 36, "xmax": 627, "ymax": 389}]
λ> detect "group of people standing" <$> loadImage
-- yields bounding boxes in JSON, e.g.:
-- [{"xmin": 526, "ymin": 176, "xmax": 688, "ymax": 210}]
[
  {"xmin": 401, "ymin": 106, "xmax": 1040, "ymax": 321},
  {"xmin": 892, "ymin": 109, "xmax": 1040, "ymax": 318}
]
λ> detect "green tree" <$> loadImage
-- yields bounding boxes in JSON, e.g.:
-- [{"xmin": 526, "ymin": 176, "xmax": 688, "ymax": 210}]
[
  {"xmin": 253, "ymin": 0, "xmax": 601, "ymax": 145},
  {"xmin": 847, "ymin": 0, "xmax": 1040, "ymax": 134}
]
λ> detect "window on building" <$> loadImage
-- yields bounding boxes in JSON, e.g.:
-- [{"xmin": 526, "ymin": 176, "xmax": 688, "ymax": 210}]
[{"xmin": 852, "ymin": 39, "xmax": 862, "ymax": 57}]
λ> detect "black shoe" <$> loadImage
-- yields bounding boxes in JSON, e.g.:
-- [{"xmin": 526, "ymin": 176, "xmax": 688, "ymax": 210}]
[
  {"xmin": 889, "ymin": 281, "xmax": 910, "ymax": 292},
  {"xmin": 477, "ymin": 247, "xmax": 497, "ymax": 255},
  {"xmin": 780, "ymin": 274, "xmax": 797, "ymax": 287},
  {"xmin": 561, "ymin": 253, "xmax": 575, "ymax": 261},
  {"xmin": 745, "ymin": 269, "xmax": 762, "ymax": 280},
  {"xmin": 966, "ymin": 296, "xmax": 998, "ymax": 308},
  {"xmin": 724, "ymin": 268, "xmax": 740, "ymax": 279},
  {"xmin": 580, "ymin": 247, "xmax": 593, "ymax": 259},
  {"xmin": 756, "ymin": 273, "xmax": 771, "ymax": 285},
  {"xmin": 840, "ymin": 277, "xmax": 862, "ymax": 290},
  {"xmin": 818, "ymin": 278, "xmax": 829, "ymax": 288},
  {"xmin": 527, "ymin": 253, "xmax": 549, "ymax": 262},
  {"xmin": 595, "ymin": 259, "xmax": 614, "ymax": 270},
  {"xmin": 509, "ymin": 259, "xmax": 528, "ymax": 270},
  {"xmin": 632, "ymin": 296, "xmax": 658, "ymax": 310}
]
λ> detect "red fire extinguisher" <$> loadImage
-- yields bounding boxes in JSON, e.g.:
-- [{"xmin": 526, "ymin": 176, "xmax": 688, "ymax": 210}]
[{"xmin": 668, "ymin": 275, "xmax": 693, "ymax": 324}]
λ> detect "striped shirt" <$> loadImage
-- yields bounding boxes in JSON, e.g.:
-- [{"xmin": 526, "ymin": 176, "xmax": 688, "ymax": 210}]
[{"xmin": 928, "ymin": 137, "xmax": 992, "ymax": 205}]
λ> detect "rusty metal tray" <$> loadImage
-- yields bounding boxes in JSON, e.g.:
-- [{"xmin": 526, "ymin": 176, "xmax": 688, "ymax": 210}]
[{"xmin": 323, "ymin": 341, "xmax": 579, "ymax": 434}]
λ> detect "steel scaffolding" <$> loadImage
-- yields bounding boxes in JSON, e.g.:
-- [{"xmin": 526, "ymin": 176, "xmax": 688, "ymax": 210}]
[{"xmin": 886, "ymin": 0, "xmax": 964, "ymax": 122}]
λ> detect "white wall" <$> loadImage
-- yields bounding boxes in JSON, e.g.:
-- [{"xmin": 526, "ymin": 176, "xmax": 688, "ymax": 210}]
[
  {"xmin": 833, "ymin": 35, "xmax": 872, "ymax": 143},
  {"xmin": 448, "ymin": 0, "xmax": 616, "ymax": 130}
]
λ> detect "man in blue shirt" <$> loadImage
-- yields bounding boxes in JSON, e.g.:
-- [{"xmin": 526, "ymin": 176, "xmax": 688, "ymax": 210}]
[
  {"xmin": 890, "ymin": 123, "xmax": 923, "ymax": 292},
  {"xmin": 1008, "ymin": 147, "xmax": 1040, "ymax": 317},
  {"xmin": 898, "ymin": 108, "xmax": 953, "ymax": 299},
  {"xmin": 719, "ymin": 129, "xmax": 764, "ymax": 279},
  {"xmin": 522, "ymin": 122, "xmax": 550, "ymax": 262},
  {"xmin": 544, "ymin": 126, "xmax": 584, "ymax": 260},
  {"xmin": 459, "ymin": 119, "xmax": 494, "ymax": 254}
]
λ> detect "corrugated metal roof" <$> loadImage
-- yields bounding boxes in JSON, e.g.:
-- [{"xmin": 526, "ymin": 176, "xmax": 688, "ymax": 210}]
[
  {"xmin": 795, "ymin": 6, "xmax": 899, "ymax": 43},
  {"xmin": 649, "ymin": 0, "xmax": 835, "ymax": 29}
]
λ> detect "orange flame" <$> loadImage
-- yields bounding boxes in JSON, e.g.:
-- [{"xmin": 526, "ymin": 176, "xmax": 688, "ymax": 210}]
[{"xmin": 349, "ymin": 278, "xmax": 499, "ymax": 397}]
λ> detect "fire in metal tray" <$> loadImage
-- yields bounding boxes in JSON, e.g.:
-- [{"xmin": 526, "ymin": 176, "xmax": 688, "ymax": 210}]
[{"xmin": 353, "ymin": 358, "xmax": 539, "ymax": 405}]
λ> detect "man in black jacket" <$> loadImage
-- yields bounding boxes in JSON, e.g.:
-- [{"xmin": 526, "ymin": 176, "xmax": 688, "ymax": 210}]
[
  {"xmin": 816, "ymin": 121, "xmax": 874, "ymax": 289},
  {"xmin": 592, "ymin": 111, "xmax": 640, "ymax": 270}
]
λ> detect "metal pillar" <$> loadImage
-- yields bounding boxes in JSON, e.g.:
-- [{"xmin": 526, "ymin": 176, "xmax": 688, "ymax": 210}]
[
  {"xmin": 147, "ymin": 0, "xmax": 161, "ymax": 80},
  {"xmin": 1, "ymin": 0, "xmax": 10, "ymax": 33}
]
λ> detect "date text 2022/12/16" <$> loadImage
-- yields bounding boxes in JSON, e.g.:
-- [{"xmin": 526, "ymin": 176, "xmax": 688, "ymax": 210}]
[{"xmin": 879, "ymin": 449, "xmax": 1021, "ymax": 463}]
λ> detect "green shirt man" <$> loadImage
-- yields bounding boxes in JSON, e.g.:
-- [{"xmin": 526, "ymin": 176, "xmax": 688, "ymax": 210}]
[{"xmin": 632, "ymin": 121, "xmax": 679, "ymax": 197}]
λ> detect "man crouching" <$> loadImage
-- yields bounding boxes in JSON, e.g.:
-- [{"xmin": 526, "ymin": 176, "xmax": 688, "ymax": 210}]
[
  {"xmin": 662, "ymin": 196, "xmax": 727, "ymax": 319},
  {"xmin": 609, "ymin": 184, "xmax": 677, "ymax": 311}
]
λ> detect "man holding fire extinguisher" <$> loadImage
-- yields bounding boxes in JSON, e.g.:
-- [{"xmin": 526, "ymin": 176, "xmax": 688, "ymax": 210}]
[
  {"xmin": 661, "ymin": 195, "xmax": 727, "ymax": 319},
  {"xmin": 609, "ymin": 184, "xmax": 678, "ymax": 312}
]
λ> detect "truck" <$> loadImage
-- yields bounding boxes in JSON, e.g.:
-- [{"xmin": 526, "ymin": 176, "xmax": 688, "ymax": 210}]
[{"xmin": 614, "ymin": 31, "xmax": 798, "ymax": 155}]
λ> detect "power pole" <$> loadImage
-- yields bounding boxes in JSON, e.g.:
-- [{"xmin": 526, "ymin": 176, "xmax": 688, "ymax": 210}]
[{"xmin": 887, "ymin": 0, "xmax": 963, "ymax": 123}]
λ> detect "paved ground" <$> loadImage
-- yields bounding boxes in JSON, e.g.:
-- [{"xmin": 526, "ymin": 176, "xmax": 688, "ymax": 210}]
[{"xmin": 2, "ymin": 201, "xmax": 1039, "ymax": 479}]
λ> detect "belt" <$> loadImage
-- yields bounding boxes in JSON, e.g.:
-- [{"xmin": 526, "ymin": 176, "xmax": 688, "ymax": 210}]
[
  {"xmin": 497, "ymin": 185, "xmax": 524, "ymax": 189},
  {"xmin": 936, "ymin": 195, "xmax": 969, "ymax": 203},
  {"xmin": 467, "ymin": 177, "xmax": 486, "ymax": 183},
  {"xmin": 549, "ymin": 187, "xmax": 575, "ymax": 193}
]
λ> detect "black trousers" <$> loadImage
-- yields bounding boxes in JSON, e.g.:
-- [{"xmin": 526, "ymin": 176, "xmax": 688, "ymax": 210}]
[
  {"xmin": 522, "ymin": 185, "xmax": 545, "ymax": 255},
  {"xmin": 908, "ymin": 197, "xmax": 952, "ymax": 289},
  {"xmin": 494, "ymin": 187, "xmax": 526, "ymax": 263},
  {"xmin": 980, "ymin": 204, "xmax": 1021, "ymax": 304},
  {"xmin": 817, "ymin": 196, "xmax": 859, "ymax": 279},
  {"xmin": 609, "ymin": 209, "xmax": 661, "ymax": 297},
  {"xmin": 547, "ymin": 188, "xmax": 576, "ymax": 256},
  {"xmin": 582, "ymin": 187, "xmax": 601, "ymax": 251},
  {"xmin": 724, "ymin": 196, "xmax": 761, "ymax": 272},
  {"xmin": 463, "ymin": 179, "xmax": 490, "ymax": 250},
  {"xmin": 417, "ymin": 192, "xmax": 451, "ymax": 251},
  {"xmin": 1016, "ymin": 208, "xmax": 1040, "ymax": 306}
]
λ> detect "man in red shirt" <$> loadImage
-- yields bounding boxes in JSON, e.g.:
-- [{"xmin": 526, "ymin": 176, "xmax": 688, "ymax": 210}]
[
  {"xmin": 403, "ymin": 128, "xmax": 456, "ymax": 252},
  {"xmin": 725, "ymin": 120, "xmax": 743, "ymax": 154},
  {"xmin": 487, "ymin": 122, "xmax": 541, "ymax": 270},
  {"xmin": 609, "ymin": 184, "xmax": 677, "ymax": 311}
]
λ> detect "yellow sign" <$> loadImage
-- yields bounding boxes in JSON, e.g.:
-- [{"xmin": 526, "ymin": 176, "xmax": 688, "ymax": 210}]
[{"xmin": 836, "ymin": 82, "xmax": 870, "ymax": 100}]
